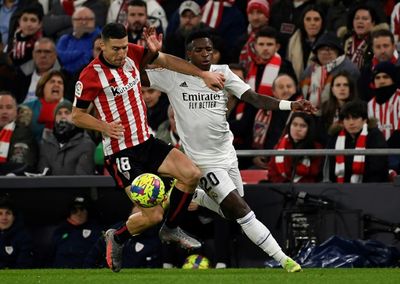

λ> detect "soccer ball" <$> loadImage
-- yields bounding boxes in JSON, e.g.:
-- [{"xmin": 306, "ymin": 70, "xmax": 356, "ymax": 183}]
[
  {"xmin": 130, "ymin": 173, "xmax": 165, "ymax": 208},
  {"xmin": 182, "ymin": 254, "xmax": 210, "ymax": 269}
]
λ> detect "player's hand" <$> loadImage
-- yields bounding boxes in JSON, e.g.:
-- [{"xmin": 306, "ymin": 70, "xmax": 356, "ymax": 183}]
[
  {"xmin": 143, "ymin": 26, "xmax": 163, "ymax": 53},
  {"xmin": 103, "ymin": 121, "xmax": 124, "ymax": 139},
  {"xmin": 291, "ymin": 99, "xmax": 317, "ymax": 114},
  {"xmin": 201, "ymin": 71, "xmax": 225, "ymax": 91}
]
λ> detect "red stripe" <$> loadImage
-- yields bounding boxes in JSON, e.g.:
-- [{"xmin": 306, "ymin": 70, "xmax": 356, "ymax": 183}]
[
  {"xmin": 112, "ymin": 162, "xmax": 124, "ymax": 188},
  {"xmin": 169, "ymin": 192, "xmax": 189, "ymax": 222},
  {"xmin": 115, "ymin": 225, "xmax": 127, "ymax": 235}
]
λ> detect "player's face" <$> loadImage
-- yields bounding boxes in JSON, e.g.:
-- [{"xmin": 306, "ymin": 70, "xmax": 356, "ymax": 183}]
[
  {"xmin": 331, "ymin": 75, "xmax": 350, "ymax": 102},
  {"xmin": 187, "ymin": 38, "xmax": 213, "ymax": 71},
  {"xmin": 127, "ymin": 5, "xmax": 147, "ymax": 32},
  {"xmin": 18, "ymin": 13, "xmax": 41, "ymax": 36},
  {"xmin": 0, "ymin": 208, "xmax": 15, "ymax": 230},
  {"xmin": 0, "ymin": 95, "xmax": 17, "ymax": 128},
  {"xmin": 101, "ymin": 37, "xmax": 129, "ymax": 67},
  {"xmin": 254, "ymin": 36, "xmax": 279, "ymax": 61},
  {"xmin": 343, "ymin": 116, "xmax": 366, "ymax": 137},
  {"xmin": 290, "ymin": 116, "xmax": 308, "ymax": 143}
]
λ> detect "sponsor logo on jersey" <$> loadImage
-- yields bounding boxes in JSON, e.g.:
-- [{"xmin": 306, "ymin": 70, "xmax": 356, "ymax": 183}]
[
  {"xmin": 82, "ymin": 229, "xmax": 92, "ymax": 238},
  {"xmin": 179, "ymin": 81, "xmax": 188, "ymax": 87},
  {"xmin": 182, "ymin": 92, "xmax": 220, "ymax": 101},
  {"xmin": 110, "ymin": 77, "xmax": 139, "ymax": 96}
]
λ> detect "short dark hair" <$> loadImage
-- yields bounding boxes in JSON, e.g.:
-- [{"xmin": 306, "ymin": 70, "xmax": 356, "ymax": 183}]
[
  {"xmin": 339, "ymin": 100, "xmax": 368, "ymax": 120},
  {"xmin": 185, "ymin": 29, "xmax": 213, "ymax": 51},
  {"xmin": 371, "ymin": 29, "xmax": 395, "ymax": 44},
  {"xmin": 102, "ymin": 23, "xmax": 127, "ymax": 41},
  {"xmin": 347, "ymin": 4, "xmax": 379, "ymax": 31},
  {"xmin": 20, "ymin": 4, "xmax": 44, "ymax": 22},
  {"xmin": 0, "ymin": 194, "xmax": 15, "ymax": 215},
  {"xmin": 255, "ymin": 26, "xmax": 280, "ymax": 43},
  {"xmin": 128, "ymin": 0, "xmax": 147, "ymax": 9}
]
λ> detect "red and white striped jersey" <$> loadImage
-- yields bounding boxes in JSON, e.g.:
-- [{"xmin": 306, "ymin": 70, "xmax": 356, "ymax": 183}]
[
  {"xmin": 368, "ymin": 89, "xmax": 400, "ymax": 141},
  {"xmin": 75, "ymin": 43, "xmax": 151, "ymax": 156}
]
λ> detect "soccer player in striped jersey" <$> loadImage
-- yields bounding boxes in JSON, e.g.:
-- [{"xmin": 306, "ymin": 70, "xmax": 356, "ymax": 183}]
[
  {"xmin": 145, "ymin": 30, "xmax": 314, "ymax": 272},
  {"xmin": 71, "ymin": 23, "xmax": 225, "ymax": 272}
]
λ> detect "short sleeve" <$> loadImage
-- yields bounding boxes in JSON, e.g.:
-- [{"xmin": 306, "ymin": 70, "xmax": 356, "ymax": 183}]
[
  {"xmin": 146, "ymin": 68, "xmax": 175, "ymax": 93},
  {"xmin": 74, "ymin": 67, "xmax": 100, "ymax": 102},
  {"xmin": 224, "ymin": 67, "xmax": 251, "ymax": 99}
]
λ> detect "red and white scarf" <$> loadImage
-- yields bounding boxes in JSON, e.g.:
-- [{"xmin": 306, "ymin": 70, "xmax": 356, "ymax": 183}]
[
  {"xmin": 371, "ymin": 50, "xmax": 399, "ymax": 69},
  {"xmin": 391, "ymin": 3, "xmax": 400, "ymax": 44},
  {"xmin": 201, "ymin": 0, "xmax": 235, "ymax": 28},
  {"xmin": 0, "ymin": 121, "xmax": 16, "ymax": 163},
  {"xmin": 346, "ymin": 34, "xmax": 368, "ymax": 69},
  {"xmin": 246, "ymin": 52, "xmax": 282, "ymax": 96},
  {"xmin": 116, "ymin": 0, "xmax": 129, "ymax": 25},
  {"xmin": 239, "ymin": 30, "xmax": 256, "ymax": 71},
  {"xmin": 275, "ymin": 134, "xmax": 311, "ymax": 183},
  {"xmin": 367, "ymin": 89, "xmax": 400, "ymax": 140},
  {"xmin": 308, "ymin": 55, "xmax": 345, "ymax": 107},
  {"xmin": 252, "ymin": 109, "xmax": 273, "ymax": 149},
  {"xmin": 335, "ymin": 123, "xmax": 368, "ymax": 183},
  {"xmin": 11, "ymin": 29, "xmax": 42, "ymax": 62}
]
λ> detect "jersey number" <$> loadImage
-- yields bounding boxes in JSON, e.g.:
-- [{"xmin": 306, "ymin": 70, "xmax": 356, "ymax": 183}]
[
  {"xmin": 116, "ymin": 157, "xmax": 131, "ymax": 172},
  {"xmin": 199, "ymin": 172, "xmax": 220, "ymax": 192}
]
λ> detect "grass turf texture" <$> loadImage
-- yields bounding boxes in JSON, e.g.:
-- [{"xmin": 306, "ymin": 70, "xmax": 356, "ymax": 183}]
[{"xmin": 1, "ymin": 268, "xmax": 400, "ymax": 284}]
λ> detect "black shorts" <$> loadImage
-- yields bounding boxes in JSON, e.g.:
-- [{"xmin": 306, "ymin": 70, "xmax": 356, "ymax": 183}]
[{"xmin": 105, "ymin": 136, "xmax": 174, "ymax": 189}]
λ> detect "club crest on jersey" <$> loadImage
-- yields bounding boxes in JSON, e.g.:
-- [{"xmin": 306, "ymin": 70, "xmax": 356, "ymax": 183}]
[
  {"xmin": 110, "ymin": 78, "xmax": 138, "ymax": 96},
  {"xmin": 75, "ymin": 81, "xmax": 83, "ymax": 97}
]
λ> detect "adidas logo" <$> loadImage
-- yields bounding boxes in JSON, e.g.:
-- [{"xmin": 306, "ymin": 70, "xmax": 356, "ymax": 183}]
[{"xmin": 179, "ymin": 81, "xmax": 188, "ymax": 87}]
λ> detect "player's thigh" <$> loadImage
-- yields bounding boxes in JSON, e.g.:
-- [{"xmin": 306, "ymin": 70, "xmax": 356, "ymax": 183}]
[
  {"xmin": 198, "ymin": 168, "xmax": 237, "ymax": 204},
  {"xmin": 157, "ymin": 148, "xmax": 201, "ymax": 183}
]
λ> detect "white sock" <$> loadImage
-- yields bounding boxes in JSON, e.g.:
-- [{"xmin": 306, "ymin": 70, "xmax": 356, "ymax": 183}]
[
  {"xmin": 236, "ymin": 211, "xmax": 287, "ymax": 265},
  {"xmin": 192, "ymin": 188, "xmax": 225, "ymax": 218}
]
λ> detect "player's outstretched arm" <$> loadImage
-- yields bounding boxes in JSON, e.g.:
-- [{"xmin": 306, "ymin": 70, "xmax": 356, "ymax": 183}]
[
  {"xmin": 240, "ymin": 89, "xmax": 316, "ymax": 113},
  {"xmin": 72, "ymin": 107, "xmax": 124, "ymax": 139},
  {"xmin": 152, "ymin": 52, "xmax": 225, "ymax": 91}
]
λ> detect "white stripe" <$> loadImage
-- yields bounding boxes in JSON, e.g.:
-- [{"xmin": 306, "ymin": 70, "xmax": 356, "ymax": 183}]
[
  {"xmin": 208, "ymin": 2, "xmax": 220, "ymax": 28},
  {"xmin": 110, "ymin": 68, "xmax": 128, "ymax": 151},
  {"xmin": 201, "ymin": 2, "xmax": 212, "ymax": 24}
]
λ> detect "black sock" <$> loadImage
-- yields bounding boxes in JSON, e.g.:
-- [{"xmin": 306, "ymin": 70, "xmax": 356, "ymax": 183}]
[
  {"xmin": 113, "ymin": 225, "xmax": 131, "ymax": 244},
  {"xmin": 164, "ymin": 187, "xmax": 193, "ymax": 228}
]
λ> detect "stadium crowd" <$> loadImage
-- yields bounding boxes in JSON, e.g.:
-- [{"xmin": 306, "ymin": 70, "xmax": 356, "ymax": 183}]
[{"xmin": 1, "ymin": 0, "xmax": 400, "ymax": 269}]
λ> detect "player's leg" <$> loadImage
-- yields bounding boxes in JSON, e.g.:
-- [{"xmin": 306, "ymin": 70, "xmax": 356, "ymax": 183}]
[{"xmin": 156, "ymin": 147, "xmax": 203, "ymax": 249}]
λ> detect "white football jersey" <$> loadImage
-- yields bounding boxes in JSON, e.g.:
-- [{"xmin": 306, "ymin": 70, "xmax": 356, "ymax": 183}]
[{"xmin": 146, "ymin": 65, "xmax": 251, "ymax": 168}]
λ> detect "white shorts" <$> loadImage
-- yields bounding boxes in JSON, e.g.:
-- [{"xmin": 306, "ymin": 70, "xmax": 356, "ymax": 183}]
[{"xmin": 197, "ymin": 160, "xmax": 244, "ymax": 204}]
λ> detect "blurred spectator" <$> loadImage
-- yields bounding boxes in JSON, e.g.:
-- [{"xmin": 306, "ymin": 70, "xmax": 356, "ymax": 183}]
[
  {"xmin": 226, "ymin": 63, "xmax": 257, "ymax": 169},
  {"xmin": 0, "ymin": 36, "xmax": 15, "ymax": 92},
  {"xmin": 0, "ymin": 0, "xmax": 42, "ymax": 49},
  {"xmin": 56, "ymin": 7, "xmax": 101, "ymax": 75},
  {"xmin": 37, "ymin": 100, "xmax": 95, "ymax": 175},
  {"xmin": 164, "ymin": 1, "xmax": 206, "ymax": 59},
  {"xmin": 390, "ymin": 2, "xmax": 400, "ymax": 48},
  {"xmin": 251, "ymin": 74, "xmax": 301, "ymax": 169},
  {"xmin": 358, "ymin": 29, "xmax": 400, "ymax": 102},
  {"xmin": 300, "ymin": 32, "xmax": 360, "ymax": 111},
  {"xmin": 269, "ymin": 0, "xmax": 321, "ymax": 57},
  {"xmin": 24, "ymin": 70, "xmax": 65, "ymax": 142},
  {"xmin": 319, "ymin": 71, "xmax": 357, "ymax": 144},
  {"xmin": 156, "ymin": 105, "xmax": 183, "ymax": 151},
  {"xmin": 326, "ymin": 100, "xmax": 388, "ymax": 183},
  {"xmin": 125, "ymin": 0, "xmax": 163, "ymax": 46},
  {"xmin": 92, "ymin": 34, "xmax": 102, "ymax": 59},
  {"xmin": 267, "ymin": 112, "xmax": 323, "ymax": 183},
  {"xmin": 142, "ymin": 86, "xmax": 169, "ymax": 134},
  {"xmin": 200, "ymin": 0, "xmax": 246, "ymax": 62},
  {"xmin": 343, "ymin": 4, "xmax": 381, "ymax": 70},
  {"xmin": 246, "ymin": 26, "xmax": 296, "ymax": 97},
  {"xmin": 51, "ymin": 196, "xmax": 102, "ymax": 268},
  {"xmin": 7, "ymin": 5, "xmax": 44, "ymax": 67},
  {"xmin": 0, "ymin": 194, "xmax": 34, "ymax": 268},
  {"xmin": 107, "ymin": 0, "xmax": 168, "ymax": 34},
  {"xmin": 367, "ymin": 61, "xmax": 400, "ymax": 141},
  {"xmin": 42, "ymin": 0, "xmax": 108, "ymax": 40},
  {"xmin": 238, "ymin": 0, "xmax": 270, "ymax": 72},
  {"xmin": 0, "ymin": 91, "xmax": 37, "ymax": 176},
  {"xmin": 12, "ymin": 37, "xmax": 60, "ymax": 104},
  {"xmin": 287, "ymin": 4, "xmax": 325, "ymax": 80}
]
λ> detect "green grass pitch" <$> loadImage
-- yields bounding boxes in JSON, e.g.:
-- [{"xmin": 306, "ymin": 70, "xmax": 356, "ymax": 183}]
[{"xmin": 1, "ymin": 268, "xmax": 400, "ymax": 284}]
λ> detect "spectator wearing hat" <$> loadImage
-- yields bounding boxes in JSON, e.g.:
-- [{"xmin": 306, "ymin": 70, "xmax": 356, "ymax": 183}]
[
  {"xmin": 164, "ymin": 1, "xmax": 207, "ymax": 60},
  {"xmin": 325, "ymin": 100, "xmax": 388, "ymax": 183},
  {"xmin": 358, "ymin": 29, "xmax": 400, "ymax": 102},
  {"xmin": 37, "ymin": 99, "xmax": 95, "ymax": 175},
  {"xmin": 51, "ymin": 196, "xmax": 102, "ymax": 268},
  {"xmin": 238, "ymin": 0, "xmax": 270, "ymax": 72},
  {"xmin": 300, "ymin": 32, "xmax": 360, "ymax": 112},
  {"xmin": 367, "ymin": 61, "xmax": 400, "ymax": 142},
  {"xmin": 0, "ymin": 194, "xmax": 34, "ymax": 268},
  {"xmin": 0, "ymin": 91, "xmax": 38, "ymax": 176}
]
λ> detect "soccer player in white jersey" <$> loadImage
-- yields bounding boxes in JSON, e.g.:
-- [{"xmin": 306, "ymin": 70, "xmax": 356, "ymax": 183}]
[
  {"xmin": 145, "ymin": 30, "xmax": 314, "ymax": 272},
  {"xmin": 71, "ymin": 23, "xmax": 225, "ymax": 272}
]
